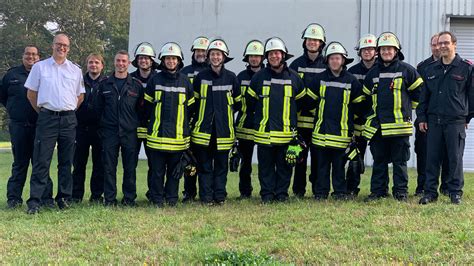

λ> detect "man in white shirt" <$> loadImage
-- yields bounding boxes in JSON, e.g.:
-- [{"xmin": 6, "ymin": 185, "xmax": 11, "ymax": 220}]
[{"xmin": 25, "ymin": 33, "xmax": 85, "ymax": 214}]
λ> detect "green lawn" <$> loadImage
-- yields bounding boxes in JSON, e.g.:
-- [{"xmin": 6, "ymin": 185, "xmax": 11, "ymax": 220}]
[{"xmin": 0, "ymin": 151, "xmax": 472, "ymax": 264}]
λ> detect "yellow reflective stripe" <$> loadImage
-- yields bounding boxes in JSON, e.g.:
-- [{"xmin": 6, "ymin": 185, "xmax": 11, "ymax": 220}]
[
  {"xmin": 146, "ymin": 142, "xmax": 190, "ymax": 151},
  {"xmin": 407, "ymin": 77, "xmax": 423, "ymax": 91},
  {"xmin": 152, "ymin": 91, "xmax": 163, "ymax": 137},
  {"xmin": 298, "ymin": 115, "xmax": 314, "ymax": 122},
  {"xmin": 381, "ymin": 127, "xmax": 413, "ymax": 136},
  {"xmin": 283, "ymin": 85, "xmax": 292, "ymax": 132},
  {"xmin": 393, "ymin": 78, "xmax": 404, "ymax": 124},
  {"xmin": 234, "ymin": 95, "xmax": 242, "ymax": 102},
  {"xmin": 226, "ymin": 93, "xmax": 235, "ymax": 140},
  {"xmin": 193, "ymin": 91, "xmax": 200, "ymax": 98},
  {"xmin": 176, "ymin": 93, "xmax": 185, "ymax": 140},
  {"xmin": 307, "ymin": 88, "xmax": 319, "ymax": 100},
  {"xmin": 314, "ymin": 84, "xmax": 327, "ymax": 134},
  {"xmin": 237, "ymin": 86, "xmax": 247, "ymax": 129},
  {"xmin": 258, "ymin": 86, "xmax": 270, "ymax": 133},
  {"xmin": 147, "ymin": 135, "xmax": 190, "ymax": 143},
  {"xmin": 298, "ymin": 72, "xmax": 304, "ymax": 79},
  {"xmin": 380, "ymin": 122, "xmax": 412, "ymax": 129},
  {"xmin": 352, "ymin": 95, "xmax": 365, "ymax": 103},
  {"xmin": 348, "ymin": 149, "xmax": 358, "ymax": 160},
  {"xmin": 362, "ymin": 85, "xmax": 371, "ymax": 95},
  {"xmin": 411, "ymin": 101, "xmax": 419, "ymax": 109},
  {"xmin": 144, "ymin": 93, "xmax": 153, "ymax": 102},
  {"xmin": 193, "ymin": 83, "xmax": 208, "ymax": 133},
  {"xmin": 137, "ymin": 127, "xmax": 147, "ymax": 138},
  {"xmin": 189, "ymin": 77, "xmax": 194, "ymax": 84},
  {"xmin": 295, "ymin": 88, "xmax": 305, "ymax": 100},
  {"xmin": 247, "ymin": 87, "xmax": 258, "ymax": 99},
  {"xmin": 297, "ymin": 122, "xmax": 314, "ymax": 128},
  {"xmin": 340, "ymin": 89, "xmax": 350, "ymax": 137},
  {"xmin": 188, "ymin": 97, "xmax": 195, "ymax": 106}
]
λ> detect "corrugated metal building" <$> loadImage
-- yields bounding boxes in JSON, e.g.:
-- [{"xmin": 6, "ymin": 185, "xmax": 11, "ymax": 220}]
[{"xmin": 130, "ymin": 0, "xmax": 474, "ymax": 169}]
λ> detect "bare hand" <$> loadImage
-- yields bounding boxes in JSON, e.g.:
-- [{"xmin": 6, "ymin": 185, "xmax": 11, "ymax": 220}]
[{"xmin": 419, "ymin": 122, "xmax": 428, "ymax": 133}]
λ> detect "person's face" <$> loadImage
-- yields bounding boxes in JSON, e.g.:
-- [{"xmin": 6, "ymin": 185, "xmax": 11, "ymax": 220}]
[
  {"xmin": 438, "ymin": 34, "xmax": 456, "ymax": 58},
  {"xmin": 137, "ymin": 55, "xmax": 152, "ymax": 70},
  {"xmin": 22, "ymin": 46, "xmax": 40, "ymax": 69},
  {"xmin": 209, "ymin": 50, "xmax": 224, "ymax": 67},
  {"xmin": 328, "ymin": 54, "xmax": 344, "ymax": 72},
  {"xmin": 164, "ymin": 56, "xmax": 178, "ymax": 71},
  {"xmin": 380, "ymin": 46, "xmax": 396, "ymax": 62},
  {"xmin": 87, "ymin": 56, "xmax": 104, "ymax": 75},
  {"xmin": 248, "ymin": 55, "xmax": 263, "ymax": 68},
  {"xmin": 52, "ymin": 34, "xmax": 70, "ymax": 59},
  {"xmin": 430, "ymin": 36, "xmax": 440, "ymax": 58},
  {"xmin": 268, "ymin": 50, "xmax": 284, "ymax": 68},
  {"xmin": 193, "ymin": 49, "xmax": 207, "ymax": 63},
  {"xmin": 114, "ymin": 54, "xmax": 130, "ymax": 73},
  {"xmin": 360, "ymin": 47, "xmax": 376, "ymax": 62},
  {"xmin": 305, "ymin": 38, "xmax": 322, "ymax": 53}
]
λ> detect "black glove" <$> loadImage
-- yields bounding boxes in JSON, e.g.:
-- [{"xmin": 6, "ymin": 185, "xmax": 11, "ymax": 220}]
[
  {"xmin": 229, "ymin": 143, "xmax": 241, "ymax": 172},
  {"xmin": 346, "ymin": 140, "xmax": 365, "ymax": 175},
  {"xmin": 171, "ymin": 149, "xmax": 198, "ymax": 180}
]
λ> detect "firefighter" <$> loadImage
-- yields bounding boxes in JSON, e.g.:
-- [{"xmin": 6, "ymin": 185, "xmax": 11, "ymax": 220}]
[
  {"xmin": 71, "ymin": 53, "xmax": 107, "ymax": 203},
  {"xmin": 415, "ymin": 33, "xmax": 449, "ymax": 196},
  {"xmin": 180, "ymin": 36, "xmax": 210, "ymax": 202},
  {"xmin": 289, "ymin": 23, "xmax": 327, "ymax": 198},
  {"xmin": 362, "ymin": 32, "xmax": 423, "ymax": 202},
  {"xmin": 306, "ymin": 41, "xmax": 365, "ymax": 200},
  {"xmin": 191, "ymin": 39, "xmax": 241, "ymax": 205},
  {"xmin": 144, "ymin": 42, "xmax": 194, "ymax": 207},
  {"xmin": 0, "ymin": 45, "xmax": 54, "ymax": 209},
  {"xmin": 95, "ymin": 50, "xmax": 145, "ymax": 206},
  {"xmin": 346, "ymin": 34, "xmax": 377, "ymax": 197},
  {"xmin": 234, "ymin": 40, "xmax": 265, "ymax": 199},
  {"xmin": 246, "ymin": 37, "xmax": 305, "ymax": 203},
  {"xmin": 417, "ymin": 31, "xmax": 473, "ymax": 205},
  {"xmin": 130, "ymin": 42, "xmax": 159, "ymax": 201}
]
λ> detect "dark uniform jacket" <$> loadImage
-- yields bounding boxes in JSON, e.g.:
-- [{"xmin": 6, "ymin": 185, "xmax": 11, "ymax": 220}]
[
  {"xmin": 348, "ymin": 61, "xmax": 374, "ymax": 136},
  {"xmin": 131, "ymin": 70, "xmax": 157, "ymax": 139},
  {"xmin": 180, "ymin": 58, "xmax": 208, "ymax": 85},
  {"xmin": 235, "ymin": 66, "xmax": 259, "ymax": 141},
  {"xmin": 76, "ymin": 73, "xmax": 107, "ymax": 128}
]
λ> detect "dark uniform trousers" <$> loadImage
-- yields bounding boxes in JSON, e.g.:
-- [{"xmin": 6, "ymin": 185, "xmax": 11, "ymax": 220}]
[
  {"xmin": 369, "ymin": 133, "xmax": 410, "ymax": 196},
  {"xmin": 312, "ymin": 146, "xmax": 347, "ymax": 197},
  {"xmin": 27, "ymin": 110, "xmax": 76, "ymax": 208},
  {"xmin": 183, "ymin": 163, "xmax": 198, "ymax": 199},
  {"xmin": 238, "ymin": 139, "xmax": 254, "ymax": 197},
  {"xmin": 72, "ymin": 125, "xmax": 104, "ymax": 201},
  {"xmin": 424, "ymin": 122, "xmax": 465, "ymax": 198},
  {"xmin": 414, "ymin": 126, "xmax": 449, "ymax": 194},
  {"xmin": 148, "ymin": 150, "xmax": 181, "ymax": 205},
  {"xmin": 101, "ymin": 130, "xmax": 138, "ymax": 204},
  {"xmin": 346, "ymin": 136, "xmax": 367, "ymax": 195},
  {"xmin": 193, "ymin": 142, "xmax": 229, "ymax": 203},
  {"xmin": 292, "ymin": 128, "xmax": 313, "ymax": 196},
  {"xmin": 136, "ymin": 138, "xmax": 153, "ymax": 200},
  {"xmin": 8, "ymin": 121, "xmax": 53, "ymax": 204},
  {"xmin": 257, "ymin": 145, "xmax": 292, "ymax": 202}
]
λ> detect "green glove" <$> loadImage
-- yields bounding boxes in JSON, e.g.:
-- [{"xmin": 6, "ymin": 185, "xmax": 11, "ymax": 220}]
[{"xmin": 286, "ymin": 144, "xmax": 303, "ymax": 166}]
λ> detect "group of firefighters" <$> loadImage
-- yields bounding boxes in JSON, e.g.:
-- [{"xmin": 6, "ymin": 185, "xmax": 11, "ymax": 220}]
[{"xmin": 1, "ymin": 23, "xmax": 472, "ymax": 213}]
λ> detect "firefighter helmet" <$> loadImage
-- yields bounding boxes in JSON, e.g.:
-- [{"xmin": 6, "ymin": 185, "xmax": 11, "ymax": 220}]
[
  {"xmin": 158, "ymin": 42, "xmax": 184, "ymax": 60},
  {"xmin": 324, "ymin": 41, "xmax": 354, "ymax": 65},
  {"xmin": 355, "ymin": 34, "xmax": 377, "ymax": 54},
  {"xmin": 207, "ymin": 39, "xmax": 233, "ymax": 63},
  {"xmin": 191, "ymin": 36, "xmax": 209, "ymax": 51},
  {"xmin": 132, "ymin": 42, "xmax": 158, "ymax": 69},
  {"xmin": 264, "ymin": 37, "xmax": 294, "ymax": 60},
  {"xmin": 377, "ymin": 32, "xmax": 404, "ymax": 60},
  {"xmin": 242, "ymin": 40, "xmax": 264, "ymax": 62}
]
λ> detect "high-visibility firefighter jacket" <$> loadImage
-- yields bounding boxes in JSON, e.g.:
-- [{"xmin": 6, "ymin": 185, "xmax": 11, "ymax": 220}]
[
  {"xmin": 144, "ymin": 70, "xmax": 195, "ymax": 152},
  {"xmin": 191, "ymin": 66, "xmax": 241, "ymax": 151},
  {"xmin": 180, "ymin": 58, "xmax": 208, "ymax": 85},
  {"xmin": 235, "ymin": 66, "xmax": 259, "ymax": 141},
  {"xmin": 348, "ymin": 61, "xmax": 374, "ymax": 136},
  {"xmin": 306, "ymin": 69, "xmax": 365, "ymax": 149},
  {"xmin": 246, "ymin": 64, "xmax": 305, "ymax": 146},
  {"xmin": 289, "ymin": 53, "xmax": 326, "ymax": 129},
  {"xmin": 131, "ymin": 70, "xmax": 157, "ymax": 139},
  {"xmin": 362, "ymin": 59, "xmax": 423, "ymax": 140}
]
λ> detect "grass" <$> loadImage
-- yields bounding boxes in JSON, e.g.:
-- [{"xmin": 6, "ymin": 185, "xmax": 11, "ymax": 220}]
[{"xmin": 0, "ymin": 151, "xmax": 472, "ymax": 264}]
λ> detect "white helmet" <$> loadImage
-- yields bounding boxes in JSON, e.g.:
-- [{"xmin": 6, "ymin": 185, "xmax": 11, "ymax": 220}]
[
  {"xmin": 264, "ymin": 37, "xmax": 293, "ymax": 60},
  {"xmin": 191, "ymin": 36, "xmax": 209, "ymax": 51},
  {"xmin": 159, "ymin": 42, "xmax": 184, "ymax": 60},
  {"xmin": 356, "ymin": 34, "xmax": 377, "ymax": 50},
  {"xmin": 377, "ymin": 32, "xmax": 404, "ymax": 60},
  {"xmin": 132, "ymin": 42, "xmax": 158, "ymax": 69},
  {"xmin": 207, "ymin": 39, "xmax": 233, "ymax": 63},
  {"xmin": 324, "ymin": 41, "xmax": 354, "ymax": 65},
  {"xmin": 242, "ymin": 40, "xmax": 264, "ymax": 62},
  {"xmin": 301, "ymin": 23, "xmax": 326, "ymax": 51}
]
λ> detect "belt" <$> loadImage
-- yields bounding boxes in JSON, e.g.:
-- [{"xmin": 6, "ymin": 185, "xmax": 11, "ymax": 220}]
[{"xmin": 40, "ymin": 108, "xmax": 75, "ymax": 116}]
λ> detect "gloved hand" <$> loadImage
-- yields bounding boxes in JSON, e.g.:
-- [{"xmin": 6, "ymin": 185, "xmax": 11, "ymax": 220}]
[
  {"xmin": 171, "ymin": 149, "xmax": 197, "ymax": 180},
  {"xmin": 286, "ymin": 143, "xmax": 303, "ymax": 167},
  {"xmin": 229, "ymin": 143, "xmax": 241, "ymax": 172}
]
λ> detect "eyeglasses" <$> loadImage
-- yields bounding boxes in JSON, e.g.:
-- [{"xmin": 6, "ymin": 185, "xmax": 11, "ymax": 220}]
[
  {"xmin": 438, "ymin": 41, "xmax": 452, "ymax": 47},
  {"xmin": 54, "ymin": 43, "xmax": 70, "ymax": 48},
  {"xmin": 24, "ymin": 52, "xmax": 38, "ymax": 56}
]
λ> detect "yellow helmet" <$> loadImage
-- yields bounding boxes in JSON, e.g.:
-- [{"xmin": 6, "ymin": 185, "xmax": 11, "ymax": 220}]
[
  {"xmin": 191, "ymin": 36, "xmax": 209, "ymax": 51},
  {"xmin": 377, "ymin": 32, "xmax": 404, "ymax": 60},
  {"xmin": 158, "ymin": 42, "xmax": 184, "ymax": 60},
  {"xmin": 132, "ymin": 42, "xmax": 158, "ymax": 69},
  {"xmin": 242, "ymin": 40, "xmax": 264, "ymax": 62},
  {"xmin": 324, "ymin": 41, "xmax": 354, "ymax": 65},
  {"xmin": 264, "ymin": 37, "xmax": 293, "ymax": 60}
]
